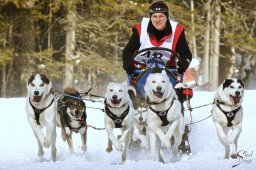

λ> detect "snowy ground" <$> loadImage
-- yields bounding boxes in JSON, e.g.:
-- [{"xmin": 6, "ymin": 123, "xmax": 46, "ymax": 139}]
[{"xmin": 0, "ymin": 90, "xmax": 255, "ymax": 170}]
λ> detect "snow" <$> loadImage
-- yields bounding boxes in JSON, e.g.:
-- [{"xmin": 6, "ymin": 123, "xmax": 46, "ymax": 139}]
[{"xmin": 0, "ymin": 90, "xmax": 255, "ymax": 170}]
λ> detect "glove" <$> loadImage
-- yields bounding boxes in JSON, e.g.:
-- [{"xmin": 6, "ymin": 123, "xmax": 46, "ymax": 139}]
[
  {"xmin": 177, "ymin": 58, "xmax": 190, "ymax": 70},
  {"xmin": 123, "ymin": 61, "xmax": 135, "ymax": 74},
  {"xmin": 177, "ymin": 67, "xmax": 186, "ymax": 74}
]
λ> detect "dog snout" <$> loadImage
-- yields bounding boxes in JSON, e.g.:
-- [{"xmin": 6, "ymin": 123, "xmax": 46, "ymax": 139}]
[
  {"xmin": 156, "ymin": 86, "xmax": 162, "ymax": 92},
  {"xmin": 139, "ymin": 116, "xmax": 143, "ymax": 122},
  {"xmin": 235, "ymin": 91, "xmax": 240, "ymax": 96},
  {"xmin": 34, "ymin": 91, "xmax": 39, "ymax": 96},
  {"xmin": 75, "ymin": 110, "xmax": 80, "ymax": 115},
  {"xmin": 112, "ymin": 95, "xmax": 118, "ymax": 100}
]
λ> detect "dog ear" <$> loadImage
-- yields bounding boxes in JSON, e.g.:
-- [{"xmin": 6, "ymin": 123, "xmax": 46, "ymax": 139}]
[
  {"xmin": 223, "ymin": 79, "xmax": 233, "ymax": 90},
  {"xmin": 237, "ymin": 79, "xmax": 244, "ymax": 88},
  {"xmin": 128, "ymin": 85, "xmax": 136, "ymax": 97},
  {"xmin": 161, "ymin": 70, "xmax": 167, "ymax": 75}
]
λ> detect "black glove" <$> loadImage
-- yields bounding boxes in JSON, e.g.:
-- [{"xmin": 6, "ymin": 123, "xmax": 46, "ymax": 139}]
[
  {"xmin": 177, "ymin": 58, "xmax": 190, "ymax": 70},
  {"xmin": 123, "ymin": 61, "xmax": 134, "ymax": 74},
  {"xmin": 177, "ymin": 67, "xmax": 186, "ymax": 74}
]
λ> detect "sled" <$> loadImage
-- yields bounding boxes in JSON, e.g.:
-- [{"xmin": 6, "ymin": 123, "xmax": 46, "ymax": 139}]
[{"xmin": 128, "ymin": 47, "xmax": 193, "ymax": 154}]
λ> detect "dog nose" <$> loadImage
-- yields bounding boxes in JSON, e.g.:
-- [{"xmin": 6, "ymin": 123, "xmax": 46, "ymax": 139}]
[
  {"xmin": 156, "ymin": 86, "xmax": 162, "ymax": 92},
  {"xmin": 75, "ymin": 110, "xmax": 79, "ymax": 114},
  {"xmin": 139, "ymin": 116, "xmax": 143, "ymax": 122},
  {"xmin": 112, "ymin": 95, "xmax": 117, "ymax": 100},
  {"xmin": 34, "ymin": 91, "xmax": 39, "ymax": 96},
  {"xmin": 235, "ymin": 91, "xmax": 240, "ymax": 96}
]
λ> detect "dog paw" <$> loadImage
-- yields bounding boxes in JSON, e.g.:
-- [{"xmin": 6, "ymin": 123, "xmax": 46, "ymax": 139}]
[
  {"xmin": 106, "ymin": 146, "xmax": 113, "ymax": 153},
  {"xmin": 231, "ymin": 153, "xmax": 237, "ymax": 159},
  {"xmin": 115, "ymin": 143, "xmax": 124, "ymax": 152},
  {"xmin": 163, "ymin": 138, "xmax": 171, "ymax": 148},
  {"xmin": 43, "ymin": 138, "xmax": 50, "ymax": 148},
  {"xmin": 81, "ymin": 145, "xmax": 87, "ymax": 152}
]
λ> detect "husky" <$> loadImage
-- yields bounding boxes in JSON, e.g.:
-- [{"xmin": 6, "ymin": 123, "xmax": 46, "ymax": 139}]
[
  {"xmin": 104, "ymin": 81, "xmax": 136, "ymax": 164},
  {"xmin": 57, "ymin": 88, "xmax": 87, "ymax": 154},
  {"xmin": 131, "ymin": 108, "xmax": 149, "ymax": 150},
  {"xmin": 25, "ymin": 73, "xmax": 57, "ymax": 161},
  {"xmin": 144, "ymin": 70, "xmax": 185, "ymax": 163},
  {"xmin": 211, "ymin": 78, "xmax": 244, "ymax": 159}
]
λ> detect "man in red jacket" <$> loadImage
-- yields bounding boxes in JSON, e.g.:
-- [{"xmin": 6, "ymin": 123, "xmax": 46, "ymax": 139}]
[{"xmin": 122, "ymin": 1, "xmax": 192, "ymax": 76}]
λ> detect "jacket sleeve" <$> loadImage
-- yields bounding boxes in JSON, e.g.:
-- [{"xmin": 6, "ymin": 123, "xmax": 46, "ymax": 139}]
[
  {"xmin": 122, "ymin": 28, "xmax": 141, "ymax": 74},
  {"xmin": 176, "ymin": 30, "xmax": 192, "ymax": 72}
]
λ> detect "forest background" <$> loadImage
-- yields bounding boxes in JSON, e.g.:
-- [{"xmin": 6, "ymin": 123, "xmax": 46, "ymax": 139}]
[{"xmin": 0, "ymin": 0, "xmax": 255, "ymax": 97}]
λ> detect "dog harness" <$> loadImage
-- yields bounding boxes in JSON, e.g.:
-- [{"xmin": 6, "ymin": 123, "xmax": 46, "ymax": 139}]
[
  {"xmin": 105, "ymin": 105, "xmax": 130, "ymax": 128},
  {"xmin": 217, "ymin": 104, "xmax": 241, "ymax": 127},
  {"xmin": 29, "ymin": 98, "xmax": 54, "ymax": 125},
  {"xmin": 149, "ymin": 99, "xmax": 174, "ymax": 126}
]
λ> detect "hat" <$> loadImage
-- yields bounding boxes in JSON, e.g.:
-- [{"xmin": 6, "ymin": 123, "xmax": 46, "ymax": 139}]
[{"xmin": 149, "ymin": 1, "xmax": 169, "ymax": 18}]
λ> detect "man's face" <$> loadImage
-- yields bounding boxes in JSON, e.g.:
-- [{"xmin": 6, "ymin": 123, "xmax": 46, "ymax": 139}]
[{"xmin": 150, "ymin": 13, "xmax": 167, "ymax": 31}]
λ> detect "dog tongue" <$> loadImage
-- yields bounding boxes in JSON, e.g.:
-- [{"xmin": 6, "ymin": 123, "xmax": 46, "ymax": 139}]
[
  {"xmin": 232, "ymin": 96, "xmax": 240, "ymax": 105},
  {"xmin": 33, "ymin": 96, "xmax": 42, "ymax": 103},
  {"xmin": 154, "ymin": 92, "xmax": 163, "ymax": 98}
]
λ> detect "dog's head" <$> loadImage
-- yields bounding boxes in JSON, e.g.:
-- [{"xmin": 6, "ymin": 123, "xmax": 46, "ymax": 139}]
[
  {"xmin": 144, "ymin": 70, "xmax": 175, "ymax": 103},
  {"xmin": 27, "ymin": 73, "xmax": 52, "ymax": 105},
  {"xmin": 61, "ymin": 88, "xmax": 86, "ymax": 120},
  {"xmin": 105, "ymin": 81, "xmax": 135, "ymax": 108},
  {"xmin": 222, "ymin": 78, "xmax": 244, "ymax": 106}
]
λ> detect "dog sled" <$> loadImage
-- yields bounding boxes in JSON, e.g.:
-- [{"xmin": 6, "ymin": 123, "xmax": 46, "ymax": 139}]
[{"xmin": 128, "ymin": 47, "xmax": 195, "ymax": 154}]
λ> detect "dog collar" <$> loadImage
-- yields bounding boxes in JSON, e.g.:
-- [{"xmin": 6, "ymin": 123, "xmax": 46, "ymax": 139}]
[
  {"xmin": 29, "ymin": 98, "xmax": 54, "ymax": 125},
  {"xmin": 149, "ymin": 99, "xmax": 174, "ymax": 126},
  {"xmin": 105, "ymin": 105, "xmax": 130, "ymax": 128},
  {"xmin": 217, "ymin": 104, "xmax": 241, "ymax": 127}
]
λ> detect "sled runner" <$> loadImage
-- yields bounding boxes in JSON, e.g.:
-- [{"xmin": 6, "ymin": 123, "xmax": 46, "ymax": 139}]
[{"xmin": 128, "ymin": 47, "xmax": 193, "ymax": 154}]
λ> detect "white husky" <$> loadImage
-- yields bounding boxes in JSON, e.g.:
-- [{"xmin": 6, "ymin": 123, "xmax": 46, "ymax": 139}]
[
  {"xmin": 211, "ymin": 78, "xmax": 244, "ymax": 159},
  {"xmin": 144, "ymin": 70, "xmax": 185, "ymax": 163},
  {"xmin": 104, "ymin": 81, "xmax": 136, "ymax": 164},
  {"xmin": 25, "ymin": 73, "xmax": 57, "ymax": 161}
]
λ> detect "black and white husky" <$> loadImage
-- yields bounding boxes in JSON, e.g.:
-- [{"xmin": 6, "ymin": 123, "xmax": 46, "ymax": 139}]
[
  {"xmin": 25, "ymin": 73, "xmax": 57, "ymax": 161},
  {"xmin": 211, "ymin": 78, "xmax": 244, "ymax": 159}
]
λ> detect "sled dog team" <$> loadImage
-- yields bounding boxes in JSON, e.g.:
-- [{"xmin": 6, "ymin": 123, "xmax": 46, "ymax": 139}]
[{"xmin": 26, "ymin": 72, "xmax": 245, "ymax": 164}]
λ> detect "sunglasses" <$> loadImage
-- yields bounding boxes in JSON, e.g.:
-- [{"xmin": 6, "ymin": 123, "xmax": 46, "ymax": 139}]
[{"xmin": 149, "ymin": 7, "xmax": 168, "ymax": 14}]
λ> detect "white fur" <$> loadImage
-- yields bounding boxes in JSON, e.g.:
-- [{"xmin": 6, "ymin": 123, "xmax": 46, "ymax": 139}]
[
  {"xmin": 104, "ymin": 81, "xmax": 135, "ymax": 164},
  {"xmin": 211, "ymin": 78, "xmax": 244, "ymax": 159},
  {"xmin": 132, "ymin": 108, "xmax": 149, "ymax": 149},
  {"xmin": 25, "ymin": 74, "xmax": 57, "ymax": 161},
  {"xmin": 144, "ymin": 71, "xmax": 185, "ymax": 162}
]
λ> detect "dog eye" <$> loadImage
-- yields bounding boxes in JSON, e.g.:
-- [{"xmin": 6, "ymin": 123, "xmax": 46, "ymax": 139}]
[
  {"xmin": 40, "ymin": 83, "xmax": 44, "ymax": 87},
  {"xmin": 162, "ymin": 80, "xmax": 165, "ymax": 83},
  {"xmin": 69, "ymin": 104, "xmax": 74, "ymax": 109},
  {"xmin": 238, "ymin": 86, "xmax": 242, "ymax": 89},
  {"xmin": 152, "ymin": 81, "xmax": 156, "ymax": 83},
  {"xmin": 110, "ymin": 89, "xmax": 113, "ymax": 92},
  {"xmin": 31, "ymin": 83, "xmax": 35, "ymax": 87},
  {"xmin": 230, "ymin": 86, "xmax": 234, "ymax": 89},
  {"xmin": 119, "ymin": 89, "xmax": 123, "ymax": 92}
]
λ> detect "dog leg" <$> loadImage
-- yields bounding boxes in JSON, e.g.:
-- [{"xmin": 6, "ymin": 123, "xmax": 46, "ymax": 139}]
[
  {"xmin": 156, "ymin": 136, "xmax": 164, "ymax": 163},
  {"xmin": 120, "ymin": 130, "xmax": 132, "ymax": 165},
  {"xmin": 80, "ymin": 127, "xmax": 87, "ymax": 152},
  {"xmin": 66, "ymin": 134, "xmax": 75, "ymax": 154},
  {"xmin": 106, "ymin": 137, "xmax": 113, "ymax": 152},
  {"xmin": 149, "ymin": 131, "xmax": 157, "ymax": 160},
  {"xmin": 36, "ymin": 138, "xmax": 44, "ymax": 157},
  {"xmin": 50, "ymin": 129, "xmax": 57, "ymax": 161},
  {"xmin": 45, "ymin": 124, "xmax": 56, "ymax": 148},
  {"xmin": 154, "ymin": 128, "xmax": 171, "ymax": 148},
  {"xmin": 227, "ymin": 124, "xmax": 241, "ymax": 145},
  {"xmin": 106, "ymin": 127, "xmax": 123, "ymax": 151},
  {"xmin": 230, "ymin": 131, "xmax": 241, "ymax": 159},
  {"xmin": 216, "ymin": 125, "xmax": 230, "ymax": 159}
]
